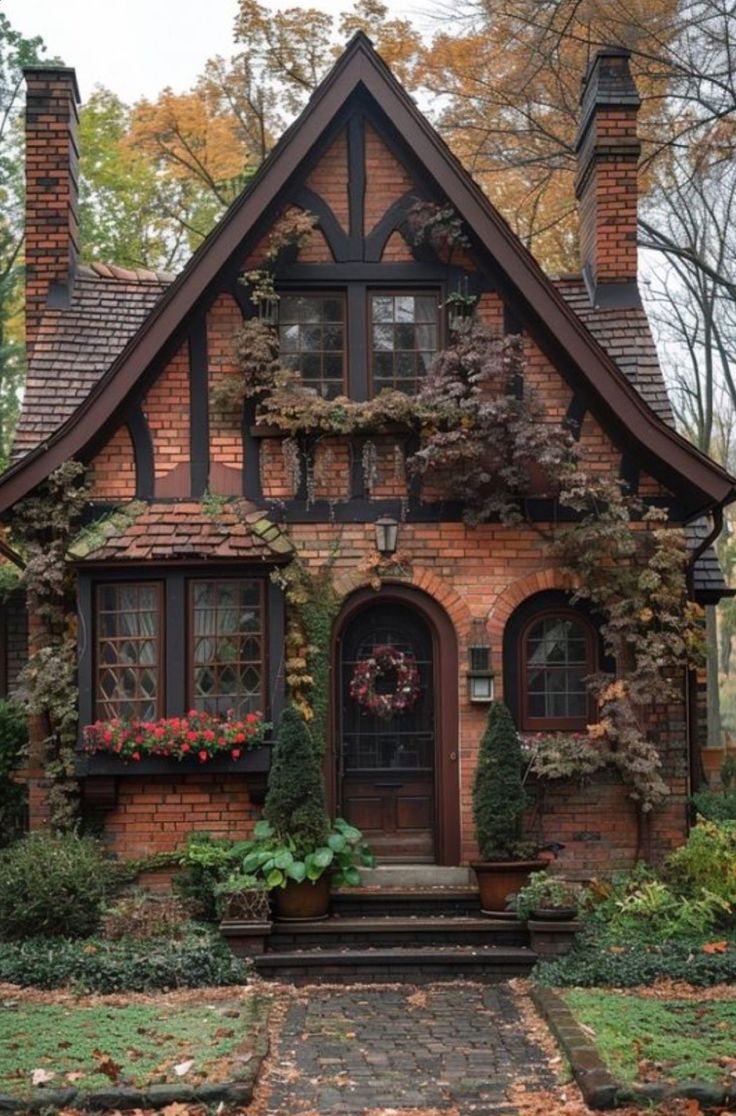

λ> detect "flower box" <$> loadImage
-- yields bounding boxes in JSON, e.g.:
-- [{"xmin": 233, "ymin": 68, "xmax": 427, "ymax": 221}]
[
  {"xmin": 77, "ymin": 711, "xmax": 270, "ymax": 776},
  {"xmin": 74, "ymin": 744, "xmax": 271, "ymax": 777}
]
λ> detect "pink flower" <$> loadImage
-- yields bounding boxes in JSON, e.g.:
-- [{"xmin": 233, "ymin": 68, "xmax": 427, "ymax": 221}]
[
  {"xmin": 231, "ymin": 748, "xmax": 241, "ymax": 760},
  {"xmin": 198, "ymin": 750, "xmax": 208, "ymax": 763}
]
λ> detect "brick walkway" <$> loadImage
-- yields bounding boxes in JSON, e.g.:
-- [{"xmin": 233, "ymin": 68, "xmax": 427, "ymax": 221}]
[{"xmin": 262, "ymin": 982, "xmax": 556, "ymax": 1114}]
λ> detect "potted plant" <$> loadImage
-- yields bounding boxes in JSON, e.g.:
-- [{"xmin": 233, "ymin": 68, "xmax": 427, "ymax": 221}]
[
  {"xmin": 470, "ymin": 701, "xmax": 547, "ymax": 916},
  {"xmin": 239, "ymin": 816, "xmax": 373, "ymax": 920},
  {"xmin": 516, "ymin": 870, "xmax": 582, "ymax": 956},
  {"xmin": 244, "ymin": 705, "xmax": 374, "ymax": 920}
]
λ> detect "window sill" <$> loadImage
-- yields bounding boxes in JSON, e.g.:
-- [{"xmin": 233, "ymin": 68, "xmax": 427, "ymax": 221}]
[{"xmin": 74, "ymin": 744, "xmax": 271, "ymax": 777}]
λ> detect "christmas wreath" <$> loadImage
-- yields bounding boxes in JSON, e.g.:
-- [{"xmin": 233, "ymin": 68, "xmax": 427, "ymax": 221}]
[{"xmin": 349, "ymin": 644, "xmax": 421, "ymax": 719}]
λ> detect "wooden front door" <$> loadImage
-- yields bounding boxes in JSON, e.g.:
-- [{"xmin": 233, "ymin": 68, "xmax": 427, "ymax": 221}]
[{"xmin": 338, "ymin": 602, "xmax": 435, "ymax": 861}]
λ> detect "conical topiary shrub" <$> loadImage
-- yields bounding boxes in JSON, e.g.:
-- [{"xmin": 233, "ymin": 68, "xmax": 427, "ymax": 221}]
[
  {"xmin": 263, "ymin": 704, "xmax": 329, "ymax": 849},
  {"xmin": 472, "ymin": 700, "xmax": 527, "ymax": 860}
]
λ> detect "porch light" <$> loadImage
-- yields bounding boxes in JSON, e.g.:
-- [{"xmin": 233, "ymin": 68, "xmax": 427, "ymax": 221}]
[
  {"xmin": 375, "ymin": 516, "xmax": 399, "ymax": 556},
  {"xmin": 467, "ymin": 618, "xmax": 494, "ymax": 703}
]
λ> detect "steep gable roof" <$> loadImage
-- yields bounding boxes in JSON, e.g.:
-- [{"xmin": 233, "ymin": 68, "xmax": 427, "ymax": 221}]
[{"xmin": 2, "ymin": 33, "xmax": 734, "ymax": 515}]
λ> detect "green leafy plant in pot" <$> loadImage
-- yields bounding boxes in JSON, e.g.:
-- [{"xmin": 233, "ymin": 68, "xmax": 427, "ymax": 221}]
[
  {"xmin": 470, "ymin": 700, "xmax": 547, "ymax": 916},
  {"xmin": 244, "ymin": 705, "xmax": 374, "ymax": 920}
]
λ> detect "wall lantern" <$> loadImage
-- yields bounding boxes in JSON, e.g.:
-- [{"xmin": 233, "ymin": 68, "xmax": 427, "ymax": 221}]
[
  {"xmin": 375, "ymin": 516, "xmax": 399, "ymax": 557},
  {"xmin": 467, "ymin": 618, "xmax": 495, "ymax": 703}
]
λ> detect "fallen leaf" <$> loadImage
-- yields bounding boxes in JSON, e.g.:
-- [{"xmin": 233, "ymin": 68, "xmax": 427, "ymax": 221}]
[
  {"xmin": 31, "ymin": 1068, "xmax": 55, "ymax": 1086},
  {"xmin": 65, "ymin": 1071, "xmax": 86, "ymax": 1083},
  {"xmin": 173, "ymin": 1059, "xmax": 194, "ymax": 1077},
  {"xmin": 161, "ymin": 1104, "xmax": 193, "ymax": 1116},
  {"xmin": 702, "ymin": 940, "xmax": 729, "ymax": 954},
  {"xmin": 92, "ymin": 1050, "xmax": 122, "ymax": 1083}
]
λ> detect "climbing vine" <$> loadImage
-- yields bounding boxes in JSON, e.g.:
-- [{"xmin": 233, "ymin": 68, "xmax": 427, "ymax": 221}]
[
  {"xmin": 271, "ymin": 549, "xmax": 341, "ymax": 751},
  {"xmin": 10, "ymin": 462, "xmax": 90, "ymax": 831}
]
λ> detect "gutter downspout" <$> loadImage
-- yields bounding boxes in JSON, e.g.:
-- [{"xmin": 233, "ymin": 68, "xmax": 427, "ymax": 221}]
[{"xmin": 685, "ymin": 505, "xmax": 724, "ymax": 802}]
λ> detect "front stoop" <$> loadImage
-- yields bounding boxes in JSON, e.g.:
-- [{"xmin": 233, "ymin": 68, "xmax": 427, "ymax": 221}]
[{"xmin": 234, "ymin": 880, "xmax": 539, "ymax": 983}]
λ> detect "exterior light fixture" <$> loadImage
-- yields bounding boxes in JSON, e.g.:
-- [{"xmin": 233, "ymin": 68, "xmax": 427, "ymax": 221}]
[
  {"xmin": 467, "ymin": 618, "xmax": 494, "ymax": 703},
  {"xmin": 375, "ymin": 516, "xmax": 399, "ymax": 557}
]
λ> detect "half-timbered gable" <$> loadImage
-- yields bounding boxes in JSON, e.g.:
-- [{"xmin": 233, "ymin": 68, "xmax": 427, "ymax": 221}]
[{"xmin": 5, "ymin": 37, "xmax": 735, "ymax": 875}]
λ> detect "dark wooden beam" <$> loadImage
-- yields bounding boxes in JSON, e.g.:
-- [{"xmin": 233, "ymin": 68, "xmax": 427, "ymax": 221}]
[
  {"xmin": 347, "ymin": 114, "xmax": 366, "ymax": 260},
  {"xmin": 126, "ymin": 406, "xmax": 155, "ymax": 500},
  {"xmin": 290, "ymin": 185, "xmax": 350, "ymax": 262}
]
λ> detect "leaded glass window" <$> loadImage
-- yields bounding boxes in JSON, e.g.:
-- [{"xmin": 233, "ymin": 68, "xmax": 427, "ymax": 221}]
[
  {"xmin": 370, "ymin": 292, "xmax": 439, "ymax": 394},
  {"xmin": 96, "ymin": 583, "xmax": 161, "ymax": 720},
  {"xmin": 278, "ymin": 294, "xmax": 345, "ymax": 398},
  {"xmin": 190, "ymin": 579, "xmax": 264, "ymax": 716},
  {"xmin": 521, "ymin": 613, "xmax": 594, "ymax": 730}
]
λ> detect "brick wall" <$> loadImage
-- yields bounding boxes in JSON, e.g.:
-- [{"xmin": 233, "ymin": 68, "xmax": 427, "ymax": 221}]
[
  {"xmin": 364, "ymin": 123, "xmax": 413, "ymax": 233},
  {"xmin": 144, "ymin": 343, "xmax": 191, "ymax": 487},
  {"xmin": 88, "ymin": 425, "xmax": 137, "ymax": 500},
  {"xmin": 103, "ymin": 775, "xmax": 260, "ymax": 859},
  {"xmin": 305, "ymin": 130, "xmax": 349, "ymax": 232},
  {"xmin": 208, "ymin": 292, "xmax": 244, "ymax": 488}
]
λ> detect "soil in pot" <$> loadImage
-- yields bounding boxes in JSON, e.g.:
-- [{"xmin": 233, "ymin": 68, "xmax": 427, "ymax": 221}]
[
  {"xmin": 273, "ymin": 874, "xmax": 331, "ymax": 921},
  {"xmin": 530, "ymin": 907, "xmax": 578, "ymax": 922},
  {"xmin": 470, "ymin": 859, "xmax": 548, "ymax": 917}
]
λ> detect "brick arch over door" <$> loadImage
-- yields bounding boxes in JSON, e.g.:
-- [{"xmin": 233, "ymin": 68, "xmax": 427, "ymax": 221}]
[{"xmin": 329, "ymin": 583, "xmax": 461, "ymax": 865}]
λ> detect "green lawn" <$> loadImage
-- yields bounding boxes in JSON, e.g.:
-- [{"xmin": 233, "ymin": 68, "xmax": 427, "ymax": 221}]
[
  {"xmin": 0, "ymin": 996, "xmax": 263, "ymax": 1097},
  {"xmin": 563, "ymin": 989, "xmax": 736, "ymax": 1084}
]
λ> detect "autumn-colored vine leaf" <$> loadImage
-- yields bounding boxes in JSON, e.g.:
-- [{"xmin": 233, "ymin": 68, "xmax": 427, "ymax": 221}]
[
  {"xmin": 92, "ymin": 1050, "xmax": 122, "ymax": 1082},
  {"xmin": 702, "ymin": 940, "xmax": 729, "ymax": 953}
]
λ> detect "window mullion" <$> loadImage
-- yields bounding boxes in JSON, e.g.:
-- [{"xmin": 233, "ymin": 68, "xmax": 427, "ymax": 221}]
[{"xmin": 349, "ymin": 284, "xmax": 368, "ymax": 401}]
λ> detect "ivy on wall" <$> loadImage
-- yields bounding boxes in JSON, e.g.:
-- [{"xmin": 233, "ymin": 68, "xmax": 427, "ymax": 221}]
[{"xmin": 10, "ymin": 462, "xmax": 90, "ymax": 831}]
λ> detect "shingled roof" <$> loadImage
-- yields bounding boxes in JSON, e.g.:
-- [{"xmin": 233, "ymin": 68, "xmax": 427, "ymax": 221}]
[
  {"xmin": 69, "ymin": 501, "xmax": 294, "ymax": 564},
  {"xmin": 13, "ymin": 264, "xmax": 171, "ymax": 460}
]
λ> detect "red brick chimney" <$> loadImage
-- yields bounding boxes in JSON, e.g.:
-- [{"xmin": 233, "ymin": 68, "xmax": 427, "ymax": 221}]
[
  {"xmin": 575, "ymin": 48, "xmax": 641, "ymax": 308},
  {"xmin": 23, "ymin": 66, "xmax": 81, "ymax": 354}
]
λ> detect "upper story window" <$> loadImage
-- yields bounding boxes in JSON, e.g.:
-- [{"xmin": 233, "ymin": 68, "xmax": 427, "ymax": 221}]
[
  {"xmin": 278, "ymin": 294, "xmax": 345, "ymax": 399},
  {"xmin": 96, "ymin": 583, "xmax": 162, "ymax": 720},
  {"xmin": 370, "ymin": 292, "xmax": 439, "ymax": 394},
  {"xmin": 519, "ymin": 611, "xmax": 596, "ymax": 732},
  {"xmin": 190, "ymin": 578, "xmax": 265, "ymax": 717}
]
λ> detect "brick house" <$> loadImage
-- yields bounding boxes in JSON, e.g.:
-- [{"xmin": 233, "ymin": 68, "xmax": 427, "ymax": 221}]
[{"xmin": 3, "ymin": 36, "xmax": 735, "ymax": 877}]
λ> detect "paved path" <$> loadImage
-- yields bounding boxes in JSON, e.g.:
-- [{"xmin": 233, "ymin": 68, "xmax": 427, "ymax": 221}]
[{"xmin": 262, "ymin": 982, "xmax": 556, "ymax": 1115}]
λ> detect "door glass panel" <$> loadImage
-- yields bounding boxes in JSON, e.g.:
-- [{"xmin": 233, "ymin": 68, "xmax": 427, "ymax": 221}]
[{"xmin": 341, "ymin": 603, "xmax": 434, "ymax": 772}]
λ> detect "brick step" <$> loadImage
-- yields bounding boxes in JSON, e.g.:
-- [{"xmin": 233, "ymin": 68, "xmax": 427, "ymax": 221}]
[
  {"xmin": 269, "ymin": 915, "xmax": 528, "ymax": 951},
  {"xmin": 331, "ymin": 886, "xmax": 482, "ymax": 918},
  {"xmin": 254, "ymin": 944, "xmax": 537, "ymax": 984}
]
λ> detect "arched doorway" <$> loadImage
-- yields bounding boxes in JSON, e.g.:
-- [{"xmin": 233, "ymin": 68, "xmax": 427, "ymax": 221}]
[{"xmin": 331, "ymin": 586, "xmax": 460, "ymax": 865}]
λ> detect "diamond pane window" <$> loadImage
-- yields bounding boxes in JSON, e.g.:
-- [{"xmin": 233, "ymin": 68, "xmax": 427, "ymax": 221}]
[
  {"xmin": 190, "ymin": 579, "xmax": 264, "ymax": 717},
  {"xmin": 370, "ymin": 292, "xmax": 439, "ymax": 394},
  {"xmin": 521, "ymin": 613, "xmax": 595, "ymax": 730},
  {"xmin": 95, "ymin": 583, "xmax": 162, "ymax": 720},
  {"xmin": 278, "ymin": 294, "xmax": 345, "ymax": 399}
]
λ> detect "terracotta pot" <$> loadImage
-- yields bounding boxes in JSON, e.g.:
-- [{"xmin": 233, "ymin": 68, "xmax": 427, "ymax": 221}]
[
  {"xmin": 273, "ymin": 875, "xmax": 331, "ymax": 921},
  {"xmin": 470, "ymin": 859, "xmax": 548, "ymax": 916},
  {"xmin": 528, "ymin": 918, "xmax": 581, "ymax": 956}
]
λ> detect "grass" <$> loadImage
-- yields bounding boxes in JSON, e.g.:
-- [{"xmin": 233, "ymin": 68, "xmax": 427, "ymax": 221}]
[
  {"xmin": 563, "ymin": 989, "xmax": 736, "ymax": 1084},
  {"xmin": 0, "ymin": 996, "xmax": 263, "ymax": 1097}
]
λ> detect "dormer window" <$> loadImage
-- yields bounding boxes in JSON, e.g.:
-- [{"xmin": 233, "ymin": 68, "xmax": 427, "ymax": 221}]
[
  {"xmin": 278, "ymin": 293, "xmax": 345, "ymax": 399},
  {"xmin": 370, "ymin": 292, "xmax": 439, "ymax": 394}
]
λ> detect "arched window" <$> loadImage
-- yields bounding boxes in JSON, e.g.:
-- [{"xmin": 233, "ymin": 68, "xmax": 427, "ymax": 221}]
[{"xmin": 518, "ymin": 608, "xmax": 597, "ymax": 732}]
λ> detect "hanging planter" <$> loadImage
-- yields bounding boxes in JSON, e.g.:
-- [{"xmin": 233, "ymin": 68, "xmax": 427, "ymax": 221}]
[{"xmin": 349, "ymin": 644, "xmax": 421, "ymax": 720}]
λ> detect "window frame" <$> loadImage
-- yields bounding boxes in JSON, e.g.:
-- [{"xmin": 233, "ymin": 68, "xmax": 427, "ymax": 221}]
[
  {"xmin": 78, "ymin": 566, "xmax": 284, "ymax": 740},
  {"xmin": 517, "ymin": 606, "xmax": 597, "ymax": 732},
  {"xmin": 367, "ymin": 287, "xmax": 442, "ymax": 398},
  {"xmin": 93, "ymin": 580, "xmax": 165, "ymax": 722},
  {"xmin": 277, "ymin": 291, "xmax": 348, "ymax": 399},
  {"xmin": 187, "ymin": 576, "xmax": 268, "ymax": 718}
]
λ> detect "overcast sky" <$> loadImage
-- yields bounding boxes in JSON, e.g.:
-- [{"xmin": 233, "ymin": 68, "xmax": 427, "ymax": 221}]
[{"xmin": 5, "ymin": 0, "xmax": 431, "ymax": 103}]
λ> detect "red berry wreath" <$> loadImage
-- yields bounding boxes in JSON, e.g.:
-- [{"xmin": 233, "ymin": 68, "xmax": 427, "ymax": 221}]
[{"xmin": 349, "ymin": 643, "xmax": 421, "ymax": 720}]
